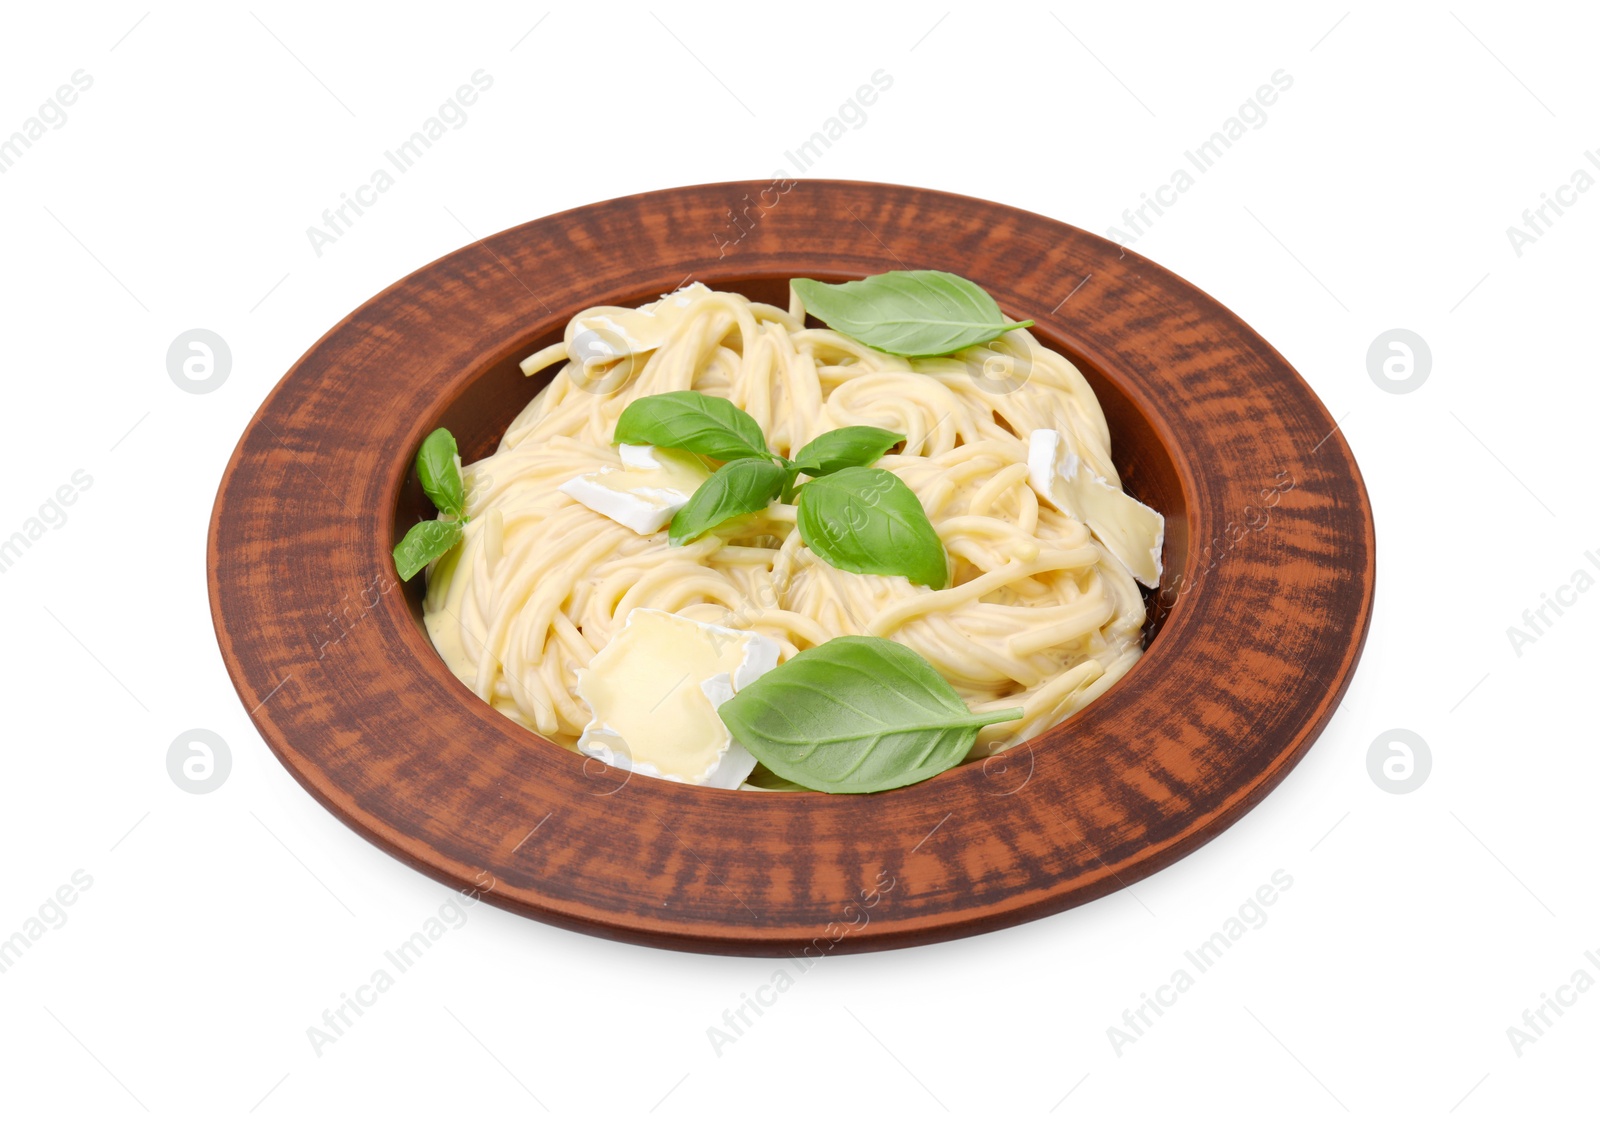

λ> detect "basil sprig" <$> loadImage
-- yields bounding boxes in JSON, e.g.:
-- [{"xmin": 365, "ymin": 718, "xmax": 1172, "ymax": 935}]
[
  {"xmin": 718, "ymin": 635, "xmax": 1024, "ymax": 794},
  {"xmin": 792, "ymin": 270, "xmax": 1033, "ymax": 357},
  {"xmin": 393, "ymin": 427, "xmax": 468, "ymax": 581},
  {"xmin": 610, "ymin": 393, "xmax": 946, "ymax": 586}
]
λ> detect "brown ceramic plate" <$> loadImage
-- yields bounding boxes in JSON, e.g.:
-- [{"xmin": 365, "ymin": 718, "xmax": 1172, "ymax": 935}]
[{"xmin": 209, "ymin": 180, "xmax": 1374, "ymax": 955}]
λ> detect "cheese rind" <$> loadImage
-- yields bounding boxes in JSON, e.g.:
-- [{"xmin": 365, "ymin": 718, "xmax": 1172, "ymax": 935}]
[
  {"xmin": 574, "ymin": 609, "xmax": 779, "ymax": 788},
  {"xmin": 1027, "ymin": 428, "xmax": 1164, "ymax": 588},
  {"xmin": 557, "ymin": 444, "xmax": 709, "ymax": 534}
]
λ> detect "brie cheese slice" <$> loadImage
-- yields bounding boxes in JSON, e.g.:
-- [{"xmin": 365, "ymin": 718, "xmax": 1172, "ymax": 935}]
[
  {"xmin": 1027, "ymin": 428, "xmax": 1164, "ymax": 588},
  {"xmin": 575, "ymin": 609, "xmax": 779, "ymax": 788},
  {"xmin": 570, "ymin": 282, "xmax": 712, "ymax": 359},
  {"xmin": 558, "ymin": 444, "xmax": 709, "ymax": 534}
]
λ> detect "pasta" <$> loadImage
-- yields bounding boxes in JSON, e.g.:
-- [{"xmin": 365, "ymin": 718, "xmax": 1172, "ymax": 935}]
[{"xmin": 422, "ymin": 282, "xmax": 1154, "ymax": 772}]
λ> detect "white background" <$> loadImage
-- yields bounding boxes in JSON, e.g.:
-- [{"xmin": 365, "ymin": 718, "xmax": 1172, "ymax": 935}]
[{"xmin": 1, "ymin": 2, "xmax": 1594, "ymax": 1120}]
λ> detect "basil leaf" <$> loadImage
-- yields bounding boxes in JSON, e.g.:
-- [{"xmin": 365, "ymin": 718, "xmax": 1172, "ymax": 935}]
[
  {"xmin": 393, "ymin": 518, "xmax": 463, "ymax": 581},
  {"xmin": 416, "ymin": 428, "xmax": 465, "ymax": 518},
  {"xmin": 669, "ymin": 459, "xmax": 787, "ymax": 545},
  {"xmin": 791, "ymin": 426, "xmax": 903, "ymax": 476},
  {"xmin": 792, "ymin": 270, "xmax": 1034, "ymax": 357},
  {"xmin": 718, "ymin": 635, "xmax": 1024, "ymax": 794},
  {"xmin": 796, "ymin": 466, "xmax": 948, "ymax": 590},
  {"xmin": 613, "ymin": 391, "xmax": 771, "ymax": 462}
]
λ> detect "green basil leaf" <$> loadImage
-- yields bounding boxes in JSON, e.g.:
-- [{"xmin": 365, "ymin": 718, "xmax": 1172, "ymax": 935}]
[
  {"xmin": 416, "ymin": 428, "xmax": 466, "ymax": 518},
  {"xmin": 792, "ymin": 270, "xmax": 1034, "ymax": 357},
  {"xmin": 669, "ymin": 459, "xmax": 787, "ymax": 545},
  {"xmin": 393, "ymin": 519, "xmax": 463, "ymax": 581},
  {"xmin": 613, "ymin": 390, "xmax": 771, "ymax": 462},
  {"xmin": 791, "ymin": 426, "xmax": 903, "ymax": 476},
  {"xmin": 718, "ymin": 635, "xmax": 1024, "ymax": 794},
  {"xmin": 796, "ymin": 466, "xmax": 948, "ymax": 590}
]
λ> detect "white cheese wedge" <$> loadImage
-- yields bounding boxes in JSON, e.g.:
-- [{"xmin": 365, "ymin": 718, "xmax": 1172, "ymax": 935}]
[
  {"xmin": 571, "ymin": 282, "xmax": 712, "ymax": 359},
  {"xmin": 1027, "ymin": 428, "xmax": 1164, "ymax": 588},
  {"xmin": 575, "ymin": 609, "xmax": 779, "ymax": 788},
  {"xmin": 557, "ymin": 444, "xmax": 709, "ymax": 534}
]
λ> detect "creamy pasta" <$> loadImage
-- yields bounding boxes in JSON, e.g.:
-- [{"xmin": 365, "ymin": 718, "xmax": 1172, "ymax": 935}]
[{"xmin": 422, "ymin": 282, "xmax": 1158, "ymax": 774}]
